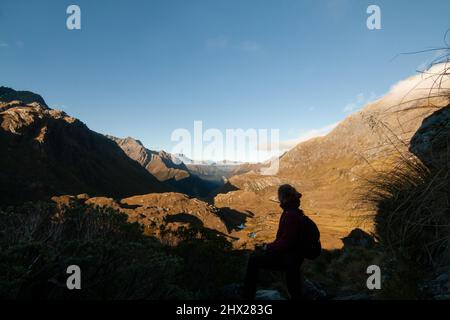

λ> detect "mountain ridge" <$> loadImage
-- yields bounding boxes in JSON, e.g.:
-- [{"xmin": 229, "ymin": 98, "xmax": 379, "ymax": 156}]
[{"xmin": 0, "ymin": 89, "xmax": 169, "ymax": 204}]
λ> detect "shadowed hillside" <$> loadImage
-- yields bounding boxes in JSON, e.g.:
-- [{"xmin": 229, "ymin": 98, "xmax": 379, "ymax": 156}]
[{"xmin": 0, "ymin": 87, "xmax": 169, "ymax": 205}]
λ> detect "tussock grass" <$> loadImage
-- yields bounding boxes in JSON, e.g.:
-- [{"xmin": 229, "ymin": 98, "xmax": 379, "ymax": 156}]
[
  {"xmin": 356, "ymin": 43, "xmax": 450, "ymax": 298},
  {"xmin": 363, "ymin": 156, "xmax": 450, "ymax": 267}
]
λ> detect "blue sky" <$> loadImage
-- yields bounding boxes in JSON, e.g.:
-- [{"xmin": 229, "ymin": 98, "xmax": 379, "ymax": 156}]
[{"xmin": 1, "ymin": 0, "xmax": 450, "ymax": 161}]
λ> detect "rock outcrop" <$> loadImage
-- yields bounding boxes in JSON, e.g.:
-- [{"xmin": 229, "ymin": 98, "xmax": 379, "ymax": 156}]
[
  {"xmin": 410, "ymin": 104, "xmax": 450, "ymax": 168},
  {"xmin": 52, "ymin": 192, "xmax": 229, "ymax": 237},
  {"xmin": 341, "ymin": 228, "xmax": 376, "ymax": 249}
]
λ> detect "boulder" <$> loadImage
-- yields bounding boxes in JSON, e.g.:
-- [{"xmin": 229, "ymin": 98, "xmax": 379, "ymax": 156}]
[
  {"xmin": 255, "ymin": 289, "xmax": 285, "ymax": 300},
  {"xmin": 303, "ymin": 278, "xmax": 328, "ymax": 300},
  {"xmin": 341, "ymin": 228, "xmax": 375, "ymax": 249},
  {"xmin": 333, "ymin": 293, "xmax": 371, "ymax": 300}
]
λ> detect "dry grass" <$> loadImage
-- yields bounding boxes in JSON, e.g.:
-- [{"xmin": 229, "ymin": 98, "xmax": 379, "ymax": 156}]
[
  {"xmin": 358, "ymin": 44, "xmax": 450, "ymax": 263},
  {"xmin": 362, "ymin": 155, "xmax": 450, "ymax": 266},
  {"xmin": 351, "ymin": 45, "xmax": 450, "ymax": 298}
]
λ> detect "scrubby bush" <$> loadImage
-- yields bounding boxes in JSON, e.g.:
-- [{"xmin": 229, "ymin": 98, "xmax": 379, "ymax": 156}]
[
  {"xmin": 0, "ymin": 201, "xmax": 250, "ymax": 299},
  {"xmin": 0, "ymin": 202, "xmax": 189, "ymax": 299},
  {"xmin": 169, "ymin": 227, "xmax": 247, "ymax": 299}
]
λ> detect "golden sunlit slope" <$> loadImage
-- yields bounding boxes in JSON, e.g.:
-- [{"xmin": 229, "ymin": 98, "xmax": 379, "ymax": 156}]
[{"xmin": 216, "ymin": 64, "xmax": 450, "ymax": 249}]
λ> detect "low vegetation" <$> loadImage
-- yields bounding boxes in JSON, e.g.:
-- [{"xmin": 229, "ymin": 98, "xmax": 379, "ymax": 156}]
[{"xmin": 0, "ymin": 202, "xmax": 248, "ymax": 299}]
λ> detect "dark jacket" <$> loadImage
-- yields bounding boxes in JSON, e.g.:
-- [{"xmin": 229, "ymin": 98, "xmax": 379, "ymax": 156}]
[{"xmin": 266, "ymin": 207, "xmax": 304, "ymax": 252}]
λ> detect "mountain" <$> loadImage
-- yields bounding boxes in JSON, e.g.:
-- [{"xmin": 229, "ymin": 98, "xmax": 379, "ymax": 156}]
[
  {"xmin": 0, "ymin": 87, "xmax": 169, "ymax": 205},
  {"xmin": 107, "ymin": 136, "xmax": 190, "ymax": 180},
  {"xmin": 170, "ymin": 154, "xmax": 258, "ymax": 182},
  {"xmin": 214, "ymin": 65, "xmax": 450, "ymax": 249},
  {"xmin": 0, "ymin": 86, "xmax": 48, "ymax": 107},
  {"xmin": 4, "ymin": 65, "xmax": 448, "ymax": 249},
  {"xmin": 171, "ymin": 153, "xmax": 195, "ymax": 165},
  {"xmin": 107, "ymin": 136, "xmax": 224, "ymax": 198},
  {"xmin": 186, "ymin": 163, "xmax": 248, "ymax": 181}
]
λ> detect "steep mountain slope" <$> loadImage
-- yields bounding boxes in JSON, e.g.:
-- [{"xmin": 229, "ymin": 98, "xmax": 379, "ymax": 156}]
[
  {"xmin": 0, "ymin": 87, "xmax": 168, "ymax": 205},
  {"xmin": 215, "ymin": 65, "xmax": 450, "ymax": 249},
  {"xmin": 107, "ymin": 136, "xmax": 190, "ymax": 180},
  {"xmin": 107, "ymin": 136, "xmax": 223, "ymax": 198}
]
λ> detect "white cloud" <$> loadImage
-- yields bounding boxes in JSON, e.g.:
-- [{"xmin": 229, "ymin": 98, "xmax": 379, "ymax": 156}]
[
  {"xmin": 0, "ymin": 41, "xmax": 9, "ymax": 48},
  {"xmin": 388, "ymin": 62, "xmax": 450, "ymax": 101},
  {"xmin": 374, "ymin": 62, "xmax": 450, "ymax": 112},
  {"xmin": 343, "ymin": 92, "xmax": 377, "ymax": 113},
  {"xmin": 258, "ymin": 122, "xmax": 340, "ymax": 152}
]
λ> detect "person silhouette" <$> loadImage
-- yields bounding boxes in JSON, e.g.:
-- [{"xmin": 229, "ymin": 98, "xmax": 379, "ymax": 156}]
[{"xmin": 243, "ymin": 184, "xmax": 318, "ymax": 300}]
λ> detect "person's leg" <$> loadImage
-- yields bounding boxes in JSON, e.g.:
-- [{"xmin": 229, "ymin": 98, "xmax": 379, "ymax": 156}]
[
  {"xmin": 284, "ymin": 256, "xmax": 303, "ymax": 300},
  {"xmin": 243, "ymin": 253, "xmax": 259, "ymax": 300},
  {"xmin": 243, "ymin": 250, "xmax": 283, "ymax": 300}
]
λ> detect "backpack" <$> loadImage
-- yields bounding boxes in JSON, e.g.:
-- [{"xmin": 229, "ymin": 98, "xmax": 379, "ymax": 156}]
[{"xmin": 299, "ymin": 215, "xmax": 321, "ymax": 260}]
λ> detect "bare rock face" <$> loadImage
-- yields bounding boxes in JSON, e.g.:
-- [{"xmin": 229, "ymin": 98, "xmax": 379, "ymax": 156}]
[
  {"xmin": 410, "ymin": 105, "xmax": 450, "ymax": 168},
  {"xmin": 215, "ymin": 66, "xmax": 450, "ymax": 249},
  {"xmin": 107, "ymin": 136, "xmax": 154, "ymax": 168},
  {"xmin": 107, "ymin": 135, "xmax": 191, "ymax": 180},
  {"xmin": 121, "ymin": 192, "xmax": 228, "ymax": 234},
  {"xmin": 146, "ymin": 151, "xmax": 191, "ymax": 181},
  {"xmin": 0, "ymin": 88, "xmax": 169, "ymax": 205},
  {"xmin": 53, "ymin": 192, "xmax": 229, "ymax": 240},
  {"xmin": 85, "ymin": 196, "xmax": 122, "ymax": 210}
]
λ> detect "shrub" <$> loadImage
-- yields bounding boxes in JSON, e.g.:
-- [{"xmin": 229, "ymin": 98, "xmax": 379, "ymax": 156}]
[
  {"xmin": 0, "ymin": 202, "xmax": 188, "ymax": 299},
  {"xmin": 0, "ymin": 201, "xmax": 251, "ymax": 299}
]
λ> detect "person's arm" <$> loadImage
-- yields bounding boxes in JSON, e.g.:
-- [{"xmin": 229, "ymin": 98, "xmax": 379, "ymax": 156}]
[{"xmin": 266, "ymin": 213, "xmax": 300, "ymax": 252}]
